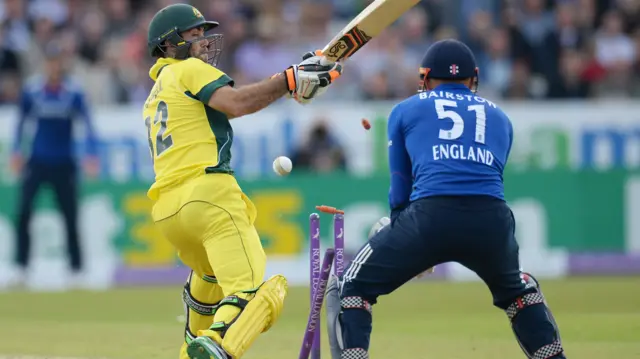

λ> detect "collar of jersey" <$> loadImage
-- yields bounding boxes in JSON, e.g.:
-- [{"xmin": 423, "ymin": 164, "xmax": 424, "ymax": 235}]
[
  {"xmin": 149, "ymin": 57, "xmax": 182, "ymax": 81},
  {"xmin": 432, "ymin": 83, "xmax": 471, "ymax": 92}
]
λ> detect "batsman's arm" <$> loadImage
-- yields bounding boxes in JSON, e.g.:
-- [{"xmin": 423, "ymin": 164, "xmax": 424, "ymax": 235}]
[
  {"xmin": 208, "ymin": 74, "xmax": 289, "ymax": 119},
  {"xmin": 182, "ymin": 57, "xmax": 296, "ymax": 119},
  {"xmin": 387, "ymin": 104, "xmax": 412, "ymax": 221}
]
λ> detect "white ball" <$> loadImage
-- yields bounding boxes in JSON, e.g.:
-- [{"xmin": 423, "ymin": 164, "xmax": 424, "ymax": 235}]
[{"xmin": 272, "ymin": 156, "xmax": 293, "ymax": 176}]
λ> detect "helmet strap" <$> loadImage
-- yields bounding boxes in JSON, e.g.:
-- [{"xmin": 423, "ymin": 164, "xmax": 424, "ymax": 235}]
[
  {"xmin": 418, "ymin": 78, "xmax": 427, "ymax": 92},
  {"xmin": 173, "ymin": 41, "xmax": 192, "ymax": 60},
  {"xmin": 156, "ymin": 29, "xmax": 192, "ymax": 60},
  {"xmin": 418, "ymin": 67, "xmax": 430, "ymax": 92},
  {"xmin": 424, "ymin": 78, "xmax": 432, "ymax": 92},
  {"xmin": 471, "ymin": 67, "xmax": 479, "ymax": 94}
]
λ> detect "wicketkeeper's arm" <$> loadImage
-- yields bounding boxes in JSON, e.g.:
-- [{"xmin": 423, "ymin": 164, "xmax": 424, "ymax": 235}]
[
  {"xmin": 506, "ymin": 119, "xmax": 514, "ymax": 162},
  {"xmin": 387, "ymin": 104, "xmax": 412, "ymax": 221}
]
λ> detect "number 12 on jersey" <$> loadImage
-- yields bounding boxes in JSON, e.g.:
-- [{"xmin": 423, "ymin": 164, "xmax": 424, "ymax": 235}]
[
  {"xmin": 434, "ymin": 99, "xmax": 486, "ymax": 144},
  {"xmin": 145, "ymin": 100, "xmax": 173, "ymax": 160}
]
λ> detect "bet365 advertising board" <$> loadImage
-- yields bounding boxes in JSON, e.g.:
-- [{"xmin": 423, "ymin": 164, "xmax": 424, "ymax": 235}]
[{"xmin": 0, "ymin": 100, "xmax": 638, "ymax": 290}]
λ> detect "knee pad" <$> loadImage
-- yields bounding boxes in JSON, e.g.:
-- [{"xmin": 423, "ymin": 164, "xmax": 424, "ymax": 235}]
[
  {"xmin": 198, "ymin": 274, "xmax": 288, "ymax": 359},
  {"xmin": 325, "ymin": 275, "xmax": 372, "ymax": 359},
  {"xmin": 182, "ymin": 272, "xmax": 224, "ymax": 344},
  {"xmin": 506, "ymin": 272, "xmax": 564, "ymax": 359}
]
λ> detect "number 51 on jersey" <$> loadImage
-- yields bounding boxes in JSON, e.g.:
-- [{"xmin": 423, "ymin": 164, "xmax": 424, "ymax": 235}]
[{"xmin": 434, "ymin": 99, "xmax": 487, "ymax": 144}]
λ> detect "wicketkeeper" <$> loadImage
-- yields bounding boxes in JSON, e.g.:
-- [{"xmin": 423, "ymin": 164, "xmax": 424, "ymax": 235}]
[{"xmin": 324, "ymin": 39, "xmax": 566, "ymax": 359}]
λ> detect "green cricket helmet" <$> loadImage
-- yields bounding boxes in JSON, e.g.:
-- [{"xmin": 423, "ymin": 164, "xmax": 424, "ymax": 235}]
[{"xmin": 147, "ymin": 3, "xmax": 223, "ymax": 66}]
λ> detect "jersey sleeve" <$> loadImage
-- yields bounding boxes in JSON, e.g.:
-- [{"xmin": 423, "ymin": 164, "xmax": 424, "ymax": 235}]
[
  {"xmin": 387, "ymin": 104, "xmax": 413, "ymax": 219},
  {"xmin": 505, "ymin": 117, "xmax": 514, "ymax": 162},
  {"xmin": 12, "ymin": 89, "xmax": 32, "ymax": 153},
  {"xmin": 74, "ymin": 90, "xmax": 99, "ymax": 156},
  {"xmin": 181, "ymin": 58, "xmax": 234, "ymax": 104}
]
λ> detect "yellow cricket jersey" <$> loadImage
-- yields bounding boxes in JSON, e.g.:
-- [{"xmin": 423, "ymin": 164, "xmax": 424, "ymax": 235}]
[{"xmin": 143, "ymin": 57, "xmax": 235, "ymax": 200}]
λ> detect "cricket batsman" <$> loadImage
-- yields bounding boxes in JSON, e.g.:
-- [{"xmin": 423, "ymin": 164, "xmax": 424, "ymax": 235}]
[
  {"xmin": 324, "ymin": 39, "xmax": 566, "ymax": 359},
  {"xmin": 143, "ymin": 4, "xmax": 342, "ymax": 359}
]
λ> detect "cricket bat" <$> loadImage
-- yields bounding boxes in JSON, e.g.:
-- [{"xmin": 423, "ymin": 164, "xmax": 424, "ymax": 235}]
[{"xmin": 321, "ymin": 0, "xmax": 422, "ymax": 63}]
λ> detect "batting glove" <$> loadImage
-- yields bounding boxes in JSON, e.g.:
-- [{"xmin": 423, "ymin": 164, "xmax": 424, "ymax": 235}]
[
  {"xmin": 279, "ymin": 50, "xmax": 343, "ymax": 104},
  {"xmin": 277, "ymin": 51, "xmax": 322, "ymax": 100}
]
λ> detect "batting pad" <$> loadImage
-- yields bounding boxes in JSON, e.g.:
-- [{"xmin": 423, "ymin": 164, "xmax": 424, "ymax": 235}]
[
  {"xmin": 180, "ymin": 273, "xmax": 224, "ymax": 359},
  {"xmin": 183, "ymin": 273, "xmax": 224, "ymax": 339},
  {"xmin": 200, "ymin": 275, "xmax": 288, "ymax": 358}
]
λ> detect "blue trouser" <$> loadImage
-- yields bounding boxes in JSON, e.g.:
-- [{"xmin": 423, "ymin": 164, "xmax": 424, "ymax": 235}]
[
  {"xmin": 15, "ymin": 160, "xmax": 82, "ymax": 271},
  {"xmin": 339, "ymin": 195, "xmax": 565, "ymax": 358}
]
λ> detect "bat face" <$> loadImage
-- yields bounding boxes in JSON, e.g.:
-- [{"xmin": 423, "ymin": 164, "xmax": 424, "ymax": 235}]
[{"xmin": 322, "ymin": 0, "xmax": 421, "ymax": 62}]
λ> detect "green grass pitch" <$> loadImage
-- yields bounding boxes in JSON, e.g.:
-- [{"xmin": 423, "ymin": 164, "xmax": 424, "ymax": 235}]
[{"xmin": 0, "ymin": 276, "xmax": 639, "ymax": 358}]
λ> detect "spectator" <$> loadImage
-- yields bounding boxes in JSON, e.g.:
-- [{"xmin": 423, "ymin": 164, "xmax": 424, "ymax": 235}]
[
  {"xmin": 617, "ymin": 0, "xmax": 640, "ymax": 34},
  {"xmin": 544, "ymin": 1, "xmax": 589, "ymax": 98},
  {"xmin": 481, "ymin": 27, "xmax": 513, "ymax": 99},
  {"xmin": 547, "ymin": 48, "xmax": 591, "ymax": 98},
  {"xmin": 0, "ymin": 26, "xmax": 21, "ymax": 104},
  {"xmin": 0, "ymin": 0, "xmax": 638, "ymax": 102},
  {"xmin": 291, "ymin": 120, "xmax": 347, "ymax": 173},
  {"xmin": 77, "ymin": 8, "xmax": 107, "ymax": 65},
  {"xmin": 103, "ymin": 0, "xmax": 133, "ymax": 39},
  {"xmin": 233, "ymin": 15, "xmax": 297, "ymax": 83},
  {"xmin": 593, "ymin": 10, "xmax": 636, "ymax": 96},
  {"xmin": 0, "ymin": 0, "xmax": 31, "ymax": 53},
  {"xmin": 504, "ymin": 60, "xmax": 535, "ymax": 99}
]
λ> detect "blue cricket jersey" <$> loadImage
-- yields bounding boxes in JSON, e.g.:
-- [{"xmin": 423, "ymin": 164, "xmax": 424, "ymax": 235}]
[
  {"xmin": 387, "ymin": 83, "xmax": 513, "ymax": 213},
  {"xmin": 13, "ymin": 76, "xmax": 98, "ymax": 164}
]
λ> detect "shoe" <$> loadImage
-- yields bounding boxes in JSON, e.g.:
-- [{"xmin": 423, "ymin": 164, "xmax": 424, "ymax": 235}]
[
  {"xmin": 187, "ymin": 337, "xmax": 229, "ymax": 359},
  {"xmin": 3, "ymin": 267, "xmax": 27, "ymax": 290},
  {"xmin": 67, "ymin": 272, "xmax": 88, "ymax": 290}
]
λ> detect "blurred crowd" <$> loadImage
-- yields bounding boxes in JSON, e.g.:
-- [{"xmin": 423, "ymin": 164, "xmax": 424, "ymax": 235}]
[{"xmin": 1, "ymin": 0, "xmax": 640, "ymax": 105}]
